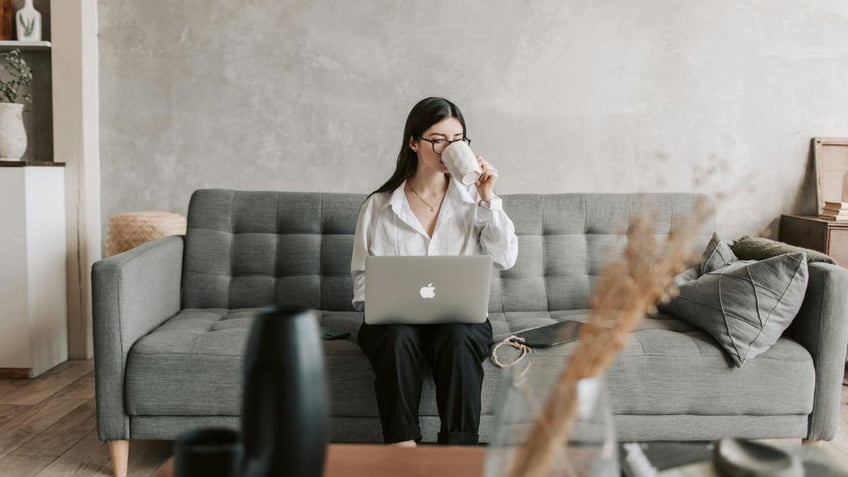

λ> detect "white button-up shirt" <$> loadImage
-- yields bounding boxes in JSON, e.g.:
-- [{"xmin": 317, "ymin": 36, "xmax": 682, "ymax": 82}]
[{"xmin": 351, "ymin": 178, "xmax": 519, "ymax": 311}]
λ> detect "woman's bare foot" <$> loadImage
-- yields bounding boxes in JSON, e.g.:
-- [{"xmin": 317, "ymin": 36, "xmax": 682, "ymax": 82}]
[{"xmin": 390, "ymin": 440, "xmax": 417, "ymax": 448}]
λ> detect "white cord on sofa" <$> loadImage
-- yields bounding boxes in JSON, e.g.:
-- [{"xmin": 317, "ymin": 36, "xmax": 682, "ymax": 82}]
[{"xmin": 491, "ymin": 335, "xmax": 533, "ymax": 385}]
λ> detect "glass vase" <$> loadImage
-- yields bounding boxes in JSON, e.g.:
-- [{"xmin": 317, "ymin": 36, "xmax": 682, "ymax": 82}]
[{"xmin": 485, "ymin": 367, "xmax": 619, "ymax": 477}]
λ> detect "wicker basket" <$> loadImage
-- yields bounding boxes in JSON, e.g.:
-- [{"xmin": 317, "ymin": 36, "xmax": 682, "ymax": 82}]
[{"xmin": 105, "ymin": 211, "xmax": 187, "ymax": 257}]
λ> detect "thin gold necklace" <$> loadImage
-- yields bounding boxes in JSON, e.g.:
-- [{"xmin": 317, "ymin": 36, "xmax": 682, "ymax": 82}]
[{"xmin": 409, "ymin": 187, "xmax": 444, "ymax": 212}]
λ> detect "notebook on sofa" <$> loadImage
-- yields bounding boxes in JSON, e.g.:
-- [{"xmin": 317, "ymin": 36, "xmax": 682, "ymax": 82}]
[
  {"xmin": 364, "ymin": 255, "xmax": 492, "ymax": 325},
  {"xmin": 515, "ymin": 320, "xmax": 583, "ymax": 348}
]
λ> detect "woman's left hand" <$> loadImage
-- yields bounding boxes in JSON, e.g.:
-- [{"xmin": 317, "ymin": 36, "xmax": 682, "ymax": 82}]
[{"xmin": 476, "ymin": 156, "xmax": 498, "ymax": 202}]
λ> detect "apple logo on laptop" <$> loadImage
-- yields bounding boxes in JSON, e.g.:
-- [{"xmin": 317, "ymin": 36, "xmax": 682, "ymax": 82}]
[{"xmin": 419, "ymin": 283, "xmax": 436, "ymax": 299}]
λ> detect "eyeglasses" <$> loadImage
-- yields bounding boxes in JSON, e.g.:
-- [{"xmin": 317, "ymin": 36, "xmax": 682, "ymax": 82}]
[{"xmin": 416, "ymin": 136, "xmax": 471, "ymax": 154}]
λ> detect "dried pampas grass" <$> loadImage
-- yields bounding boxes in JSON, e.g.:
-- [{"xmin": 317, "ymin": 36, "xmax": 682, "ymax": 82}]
[{"xmin": 505, "ymin": 201, "xmax": 711, "ymax": 477}]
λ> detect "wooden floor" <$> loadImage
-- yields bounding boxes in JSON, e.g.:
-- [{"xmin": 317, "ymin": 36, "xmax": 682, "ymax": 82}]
[
  {"xmin": 0, "ymin": 361, "xmax": 169, "ymax": 477},
  {"xmin": 0, "ymin": 360, "xmax": 846, "ymax": 476}
]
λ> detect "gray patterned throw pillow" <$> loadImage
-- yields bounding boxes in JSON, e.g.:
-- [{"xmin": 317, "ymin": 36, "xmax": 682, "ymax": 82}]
[{"xmin": 662, "ymin": 242, "xmax": 809, "ymax": 367}]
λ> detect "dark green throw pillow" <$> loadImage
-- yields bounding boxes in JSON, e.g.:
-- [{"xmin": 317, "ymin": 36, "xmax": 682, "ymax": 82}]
[
  {"xmin": 662, "ymin": 241, "xmax": 808, "ymax": 367},
  {"xmin": 731, "ymin": 235, "xmax": 836, "ymax": 265}
]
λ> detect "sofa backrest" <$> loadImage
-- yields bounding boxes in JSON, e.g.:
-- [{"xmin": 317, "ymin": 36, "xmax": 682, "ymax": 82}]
[
  {"xmin": 182, "ymin": 190, "xmax": 363, "ymax": 311},
  {"xmin": 182, "ymin": 189, "xmax": 714, "ymax": 312},
  {"xmin": 489, "ymin": 193, "xmax": 713, "ymax": 313}
]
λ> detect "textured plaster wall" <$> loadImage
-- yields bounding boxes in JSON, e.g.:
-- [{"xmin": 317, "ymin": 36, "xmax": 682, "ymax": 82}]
[{"xmin": 98, "ymin": 1, "xmax": 848, "ymax": 239}]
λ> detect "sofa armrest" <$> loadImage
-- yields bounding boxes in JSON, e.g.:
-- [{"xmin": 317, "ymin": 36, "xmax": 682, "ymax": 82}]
[
  {"xmin": 784, "ymin": 261, "xmax": 848, "ymax": 440},
  {"xmin": 92, "ymin": 235, "xmax": 184, "ymax": 441}
]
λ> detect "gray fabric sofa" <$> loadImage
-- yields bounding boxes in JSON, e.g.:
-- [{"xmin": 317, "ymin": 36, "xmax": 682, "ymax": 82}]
[{"xmin": 93, "ymin": 189, "xmax": 848, "ymax": 452}]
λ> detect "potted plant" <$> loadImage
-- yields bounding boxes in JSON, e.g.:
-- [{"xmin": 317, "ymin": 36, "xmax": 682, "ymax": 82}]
[{"xmin": 0, "ymin": 48, "xmax": 32, "ymax": 161}]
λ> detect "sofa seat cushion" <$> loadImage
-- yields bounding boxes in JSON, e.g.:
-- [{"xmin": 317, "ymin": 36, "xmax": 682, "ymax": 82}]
[
  {"xmin": 125, "ymin": 308, "xmax": 366, "ymax": 416},
  {"xmin": 606, "ymin": 315, "xmax": 814, "ymax": 415},
  {"xmin": 484, "ymin": 311, "xmax": 814, "ymax": 417},
  {"xmin": 126, "ymin": 309, "xmax": 814, "ymax": 420}
]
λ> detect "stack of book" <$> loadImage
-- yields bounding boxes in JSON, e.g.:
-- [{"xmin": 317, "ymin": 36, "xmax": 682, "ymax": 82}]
[{"xmin": 820, "ymin": 201, "xmax": 848, "ymax": 221}]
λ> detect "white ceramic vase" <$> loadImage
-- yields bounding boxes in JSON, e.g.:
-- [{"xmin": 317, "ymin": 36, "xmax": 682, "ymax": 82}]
[
  {"xmin": 16, "ymin": 0, "xmax": 41, "ymax": 42},
  {"xmin": 0, "ymin": 103, "xmax": 27, "ymax": 160}
]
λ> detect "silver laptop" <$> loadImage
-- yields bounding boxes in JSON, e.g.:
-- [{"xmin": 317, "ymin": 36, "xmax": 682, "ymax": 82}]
[{"xmin": 364, "ymin": 255, "xmax": 493, "ymax": 325}]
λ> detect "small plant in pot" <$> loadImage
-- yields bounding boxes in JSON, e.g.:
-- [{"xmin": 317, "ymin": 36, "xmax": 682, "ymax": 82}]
[{"xmin": 0, "ymin": 48, "xmax": 32, "ymax": 161}]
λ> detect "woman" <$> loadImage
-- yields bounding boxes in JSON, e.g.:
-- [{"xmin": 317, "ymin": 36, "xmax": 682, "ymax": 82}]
[{"xmin": 350, "ymin": 97, "xmax": 518, "ymax": 446}]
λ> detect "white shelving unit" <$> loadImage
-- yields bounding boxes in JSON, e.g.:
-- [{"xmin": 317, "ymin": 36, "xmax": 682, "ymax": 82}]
[
  {"xmin": 0, "ymin": 0, "xmax": 66, "ymax": 376},
  {"xmin": 0, "ymin": 161, "xmax": 67, "ymax": 377},
  {"xmin": 0, "ymin": 40, "xmax": 51, "ymax": 50},
  {"xmin": 0, "ymin": 2, "xmax": 55, "ymax": 163}
]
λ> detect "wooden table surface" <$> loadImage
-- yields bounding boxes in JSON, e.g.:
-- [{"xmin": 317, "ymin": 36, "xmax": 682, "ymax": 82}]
[
  {"xmin": 155, "ymin": 443, "xmax": 486, "ymax": 477},
  {"xmin": 325, "ymin": 444, "xmax": 485, "ymax": 476}
]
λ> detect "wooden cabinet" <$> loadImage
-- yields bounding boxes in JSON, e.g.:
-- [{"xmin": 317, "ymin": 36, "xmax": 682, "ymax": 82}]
[
  {"xmin": 779, "ymin": 214, "xmax": 848, "ymax": 266},
  {"xmin": 0, "ymin": 161, "xmax": 66, "ymax": 377}
]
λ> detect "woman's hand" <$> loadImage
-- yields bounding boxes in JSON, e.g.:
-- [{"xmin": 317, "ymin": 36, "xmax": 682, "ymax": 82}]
[{"xmin": 475, "ymin": 156, "xmax": 498, "ymax": 202}]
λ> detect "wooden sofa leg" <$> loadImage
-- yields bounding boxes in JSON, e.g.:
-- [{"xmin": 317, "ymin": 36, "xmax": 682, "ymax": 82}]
[
  {"xmin": 802, "ymin": 438, "xmax": 824, "ymax": 446},
  {"xmin": 108, "ymin": 440, "xmax": 129, "ymax": 477}
]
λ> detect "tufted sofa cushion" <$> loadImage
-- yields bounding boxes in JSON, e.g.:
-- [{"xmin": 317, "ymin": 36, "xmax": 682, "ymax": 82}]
[
  {"xmin": 181, "ymin": 190, "xmax": 714, "ymax": 326},
  {"xmin": 491, "ymin": 193, "xmax": 713, "ymax": 313},
  {"xmin": 125, "ymin": 309, "xmax": 814, "ymax": 419},
  {"xmin": 182, "ymin": 191, "xmax": 362, "ymax": 311}
]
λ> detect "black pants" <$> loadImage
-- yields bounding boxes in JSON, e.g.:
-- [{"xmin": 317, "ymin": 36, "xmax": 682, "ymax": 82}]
[{"xmin": 357, "ymin": 320, "xmax": 493, "ymax": 445}]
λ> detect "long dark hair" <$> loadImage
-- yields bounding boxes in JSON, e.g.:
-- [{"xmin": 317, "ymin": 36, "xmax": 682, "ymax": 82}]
[{"xmin": 369, "ymin": 97, "xmax": 467, "ymax": 197}]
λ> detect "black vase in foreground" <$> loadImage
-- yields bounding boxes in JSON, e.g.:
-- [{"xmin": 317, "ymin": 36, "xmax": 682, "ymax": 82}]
[
  {"xmin": 173, "ymin": 427, "xmax": 242, "ymax": 477},
  {"xmin": 240, "ymin": 308, "xmax": 329, "ymax": 477}
]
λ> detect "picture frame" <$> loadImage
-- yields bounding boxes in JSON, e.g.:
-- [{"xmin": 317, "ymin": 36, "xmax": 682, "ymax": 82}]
[{"xmin": 813, "ymin": 137, "xmax": 848, "ymax": 214}]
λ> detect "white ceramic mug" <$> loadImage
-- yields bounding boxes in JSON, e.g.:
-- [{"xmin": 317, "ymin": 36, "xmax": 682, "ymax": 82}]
[{"xmin": 441, "ymin": 141, "xmax": 482, "ymax": 185}]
